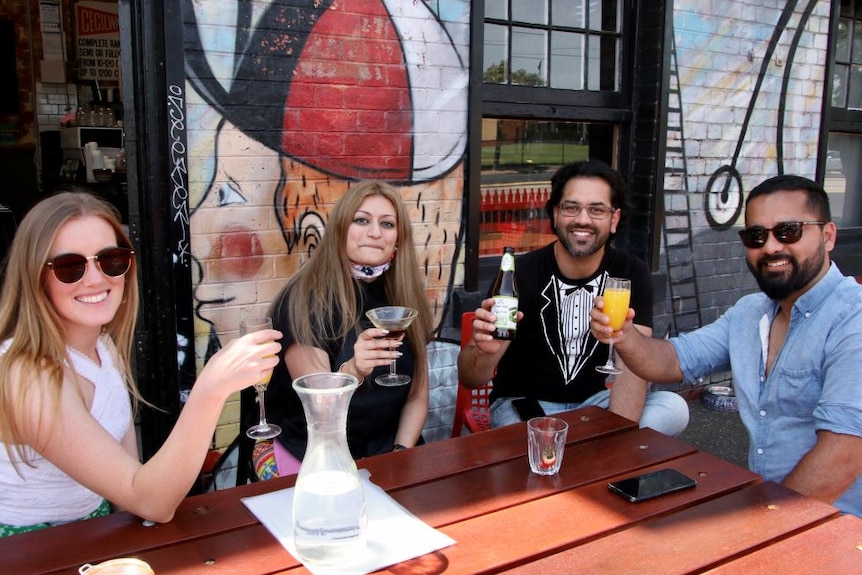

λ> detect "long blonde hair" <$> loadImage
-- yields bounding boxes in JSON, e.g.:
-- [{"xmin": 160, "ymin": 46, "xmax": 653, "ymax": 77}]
[
  {"xmin": 271, "ymin": 181, "xmax": 433, "ymax": 366},
  {"xmin": 0, "ymin": 191, "xmax": 141, "ymax": 464}
]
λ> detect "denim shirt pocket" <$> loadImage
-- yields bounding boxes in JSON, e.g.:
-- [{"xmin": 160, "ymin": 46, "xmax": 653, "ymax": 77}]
[{"xmin": 775, "ymin": 367, "xmax": 820, "ymax": 419}]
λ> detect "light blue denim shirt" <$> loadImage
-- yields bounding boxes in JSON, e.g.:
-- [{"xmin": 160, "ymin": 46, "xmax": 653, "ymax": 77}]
[{"xmin": 671, "ymin": 263, "xmax": 862, "ymax": 517}]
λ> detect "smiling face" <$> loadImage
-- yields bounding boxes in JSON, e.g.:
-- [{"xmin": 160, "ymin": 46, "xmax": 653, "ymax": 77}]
[
  {"xmin": 45, "ymin": 215, "xmax": 126, "ymax": 348},
  {"xmin": 553, "ymin": 177, "xmax": 620, "ymax": 260},
  {"xmin": 743, "ymin": 190, "xmax": 835, "ymax": 303},
  {"xmin": 345, "ymin": 195, "xmax": 399, "ymax": 268}
]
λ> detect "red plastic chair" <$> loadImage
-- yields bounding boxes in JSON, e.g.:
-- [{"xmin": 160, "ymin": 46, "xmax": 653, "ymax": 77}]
[{"xmin": 451, "ymin": 311, "xmax": 494, "ymax": 437}]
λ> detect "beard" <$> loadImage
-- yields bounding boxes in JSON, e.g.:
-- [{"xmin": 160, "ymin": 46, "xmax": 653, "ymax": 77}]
[
  {"xmin": 747, "ymin": 244, "xmax": 826, "ymax": 301},
  {"xmin": 555, "ymin": 221, "xmax": 609, "ymax": 259}
]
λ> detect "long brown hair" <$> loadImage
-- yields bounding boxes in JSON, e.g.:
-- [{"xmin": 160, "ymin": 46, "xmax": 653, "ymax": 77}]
[
  {"xmin": 0, "ymin": 191, "xmax": 141, "ymax": 464},
  {"xmin": 271, "ymin": 180, "xmax": 432, "ymax": 365}
]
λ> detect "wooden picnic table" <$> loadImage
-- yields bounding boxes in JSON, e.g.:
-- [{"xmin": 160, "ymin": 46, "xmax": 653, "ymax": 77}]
[{"xmin": 3, "ymin": 406, "xmax": 859, "ymax": 574}]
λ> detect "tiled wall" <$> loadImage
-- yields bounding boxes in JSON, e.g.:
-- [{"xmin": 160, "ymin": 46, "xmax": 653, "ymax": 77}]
[{"xmin": 35, "ymin": 81, "xmax": 78, "ymax": 130}]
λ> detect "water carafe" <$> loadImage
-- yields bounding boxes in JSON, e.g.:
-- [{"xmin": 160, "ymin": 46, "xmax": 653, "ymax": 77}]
[{"xmin": 292, "ymin": 372, "xmax": 367, "ymax": 565}]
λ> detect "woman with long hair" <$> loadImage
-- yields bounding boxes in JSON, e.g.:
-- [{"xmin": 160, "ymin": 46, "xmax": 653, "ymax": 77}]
[
  {"xmin": 263, "ymin": 180, "xmax": 432, "ymax": 469},
  {"xmin": 0, "ymin": 191, "xmax": 280, "ymax": 536}
]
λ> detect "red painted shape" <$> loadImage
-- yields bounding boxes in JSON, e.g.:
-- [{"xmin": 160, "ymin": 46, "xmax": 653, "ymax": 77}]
[
  {"xmin": 211, "ymin": 227, "xmax": 264, "ymax": 280},
  {"xmin": 282, "ymin": 0, "xmax": 413, "ymax": 179}
]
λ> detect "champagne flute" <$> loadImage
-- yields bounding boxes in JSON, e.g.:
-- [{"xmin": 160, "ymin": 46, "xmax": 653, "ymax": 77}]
[
  {"xmin": 241, "ymin": 316, "xmax": 282, "ymax": 440},
  {"xmin": 365, "ymin": 306, "xmax": 419, "ymax": 386},
  {"xmin": 595, "ymin": 278, "xmax": 632, "ymax": 375}
]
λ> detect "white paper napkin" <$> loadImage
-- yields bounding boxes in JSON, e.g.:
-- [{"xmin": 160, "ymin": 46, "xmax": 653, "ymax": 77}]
[{"xmin": 242, "ymin": 470, "xmax": 456, "ymax": 575}]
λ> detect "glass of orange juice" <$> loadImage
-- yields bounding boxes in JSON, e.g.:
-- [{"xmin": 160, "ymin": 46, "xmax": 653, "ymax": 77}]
[{"xmin": 595, "ymin": 277, "xmax": 631, "ymax": 375}]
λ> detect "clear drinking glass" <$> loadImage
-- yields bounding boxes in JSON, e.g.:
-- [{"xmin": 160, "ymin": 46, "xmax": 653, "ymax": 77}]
[
  {"xmin": 527, "ymin": 416, "xmax": 568, "ymax": 475},
  {"xmin": 595, "ymin": 277, "xmax": 632, "ymax": 375},
  {"xmin": 365, "ymin": 306, "xmax": 418, "ymax": 386},
  {"xmin": 241, "ymin": 316, "xmax": 281, "ymax": 440}
]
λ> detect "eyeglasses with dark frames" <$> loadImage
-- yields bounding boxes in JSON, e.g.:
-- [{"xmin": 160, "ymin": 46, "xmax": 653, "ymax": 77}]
[
  {"xmin": 557, "ymin": 202, "xmax": 616, "ymax": 219},
  {"xmin": 46, "ymin": 247, "xmax": 135, "ymax": 284},
  {"xmin": 738, "ymin": 221, "xmax": 826, "ymax": 249}
]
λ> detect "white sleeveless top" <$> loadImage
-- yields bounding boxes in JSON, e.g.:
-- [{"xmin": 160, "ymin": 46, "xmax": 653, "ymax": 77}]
[{"xmin": 0, "ymin": 335, "xmax": 132, "ymax": 526}]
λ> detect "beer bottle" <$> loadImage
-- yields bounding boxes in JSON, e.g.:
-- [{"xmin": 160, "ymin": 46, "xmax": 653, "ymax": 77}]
[{"xmin": 491, "ymin": 246, "xmax": 519, "ymax": 340}]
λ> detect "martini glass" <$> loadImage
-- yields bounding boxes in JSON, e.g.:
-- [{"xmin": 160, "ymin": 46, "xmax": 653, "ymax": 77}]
[{"xmin": 365, "ymin": 306, "xmax": 418, "ymax": 386}]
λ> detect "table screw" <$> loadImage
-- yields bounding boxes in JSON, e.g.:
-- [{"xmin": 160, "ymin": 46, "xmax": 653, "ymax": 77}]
[
  {"xmin": 204, "ymin": 559, "xmax": 216, "ymax": 565},
  {"xmin": 766, "ymin": 504, "xmax": 778, "ymax": 510},
  {"xmin": 638, "ymin": 444, "xmax": 648, "ymax": 450},
  {"xmin": 579, "ymin": 416, "xmax": 590, "ymax": 422},
  {"xmin": 194, "ymin": 505, "xmax": 211, "ymax": 515},
  {"xmin": 141, "ymin": 520, "xmax": 155, "ymax": 527},
  {"xmin": 697, "ymin": 472, "xmax": 708, "ymax": 477}
]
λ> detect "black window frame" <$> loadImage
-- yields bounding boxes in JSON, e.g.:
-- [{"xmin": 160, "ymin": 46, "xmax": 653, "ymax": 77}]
[{"xmin": 823, "ymin": 0, "xmax": 862, "ymax": 275}]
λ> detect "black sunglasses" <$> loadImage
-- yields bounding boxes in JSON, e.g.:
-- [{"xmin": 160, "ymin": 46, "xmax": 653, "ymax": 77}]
[
  {"xmin": 738, "ymin": 221, "xmax": 826, "ymax": 249},
  {"xmin": 46, "ymin": 247, "xmax": 135, "ymax": 284}
]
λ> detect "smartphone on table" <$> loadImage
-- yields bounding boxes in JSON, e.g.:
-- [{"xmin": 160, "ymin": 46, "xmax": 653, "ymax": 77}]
[{"xmin": 607, "ymin": 468, "xmax": 696, "ymax": 503}]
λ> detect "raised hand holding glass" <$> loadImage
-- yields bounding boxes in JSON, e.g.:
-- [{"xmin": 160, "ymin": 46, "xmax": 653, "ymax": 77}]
[
  {"xmin": 595, "ymin": 277, "xmax": 631, "ymax": 375},
  {"xmin": 365, "ymin": 306, "xmax": 418, "ymax": 386}
]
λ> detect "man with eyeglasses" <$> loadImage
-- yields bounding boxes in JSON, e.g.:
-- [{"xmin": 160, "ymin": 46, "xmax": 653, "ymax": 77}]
[
  {"xmin": 458, "ymin": 160, "xmax": 690, "ymax": 436},
  {"xmin": 591, "ymin": 174, "xmax": 862, "ymax": 517}
]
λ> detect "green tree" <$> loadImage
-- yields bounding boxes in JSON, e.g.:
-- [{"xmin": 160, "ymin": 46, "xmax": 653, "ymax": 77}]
[
  {"xmin": 484, "ymin": 60, "xmax": 507, "ymax": 84},
  {"xmin": 483, "ymin": 60, "xmax": 545, "ymax": 86}
]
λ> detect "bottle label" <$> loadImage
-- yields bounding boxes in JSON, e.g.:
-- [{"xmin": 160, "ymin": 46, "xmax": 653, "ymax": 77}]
[
  {"xmin": 500, "ymin": 252, "xmax": 515, "ymax": 272},
  {"xmin": 492, "ymin": 296, "xmax": 519, "ymax": 330}
]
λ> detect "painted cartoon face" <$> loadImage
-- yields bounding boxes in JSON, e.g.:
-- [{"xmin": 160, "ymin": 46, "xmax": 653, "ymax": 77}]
[
  {"xmin": 45, "ymin": 216, "xmax": 126, "ymax": 348},
  {"xmin": 346, "ymin": 195, "xmax": 398, "ymax": 267},
  {"xmin": 743, "ymin": 190, "xmax": 835, "ymax": 301},
  {"xmin": 554, "ymin": 177, "xmax": 621, "ymax": 259}
]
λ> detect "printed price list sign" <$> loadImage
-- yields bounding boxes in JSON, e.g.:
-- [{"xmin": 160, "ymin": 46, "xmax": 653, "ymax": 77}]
[{"xmin": 75, "ymin": 1, "xmax": 120, "ymax": 81}]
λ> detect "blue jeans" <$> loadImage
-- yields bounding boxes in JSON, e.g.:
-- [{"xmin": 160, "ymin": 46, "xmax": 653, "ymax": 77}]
[{"xmin": 490, "ymin": 390, "xmax": 690, "ymax": 437}]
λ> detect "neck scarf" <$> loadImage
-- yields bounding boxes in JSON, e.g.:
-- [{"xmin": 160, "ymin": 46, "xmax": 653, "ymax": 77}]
[{"xmin": 350, "ymin": 260, "xmax": 391, "ymax": 280}]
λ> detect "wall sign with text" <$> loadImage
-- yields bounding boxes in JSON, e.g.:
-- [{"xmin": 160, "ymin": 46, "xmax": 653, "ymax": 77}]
[{"xmin": 75, "ymin": 1, "xmax": 119, "ymax": 82}]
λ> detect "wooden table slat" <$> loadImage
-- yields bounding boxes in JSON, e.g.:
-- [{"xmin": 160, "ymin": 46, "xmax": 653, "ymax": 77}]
[
  {"xmin": 499, "ymin": 482, "xmax": 840, "ymax": 575},
  {"xmin": 701, "ymin": 513, "xmax": 862, "ymax": 575}
]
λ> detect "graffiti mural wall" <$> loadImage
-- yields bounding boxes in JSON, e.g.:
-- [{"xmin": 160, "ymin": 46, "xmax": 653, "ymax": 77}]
[
  {"xmin": 182, "ymin": 0, "xmax": 470, "ymax": 444},
  {"xmin": 656, "ymin": 0, "xmax": 831, "ymax": 352}
]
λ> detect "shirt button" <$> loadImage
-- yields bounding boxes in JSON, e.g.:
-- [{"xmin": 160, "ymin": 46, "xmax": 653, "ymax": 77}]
[
  {"xmin": 804, "ymin": 312, "xmax": 811, "ymax": 318},
  {"xmin": 757, "ymin": 448, "xmax": 764, "ymax": 455},
  {"xmin": 760, "ymin": 410, "xmax": 766, "ymax": 417}
]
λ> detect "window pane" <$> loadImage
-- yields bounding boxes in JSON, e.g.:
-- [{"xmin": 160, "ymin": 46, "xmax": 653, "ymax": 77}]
[
  {"xmin": 825, "ymin": 132, "xmax": 862, "ymax": 227},
  {"xmin": 590, "ymin": 0, "xmax": 620, "ymax": 32},
  {"xmin": 512, "ymin": 0, "xmax": 548, "ymax": 25},
  {"xmin": 484, "ymin": 24, "xmax": 509, "ymax": 84},
  {"xmin": 837, "ymin": 19, "xmax": 851, "ymax": 62},
  {"xmin": 512, "ymin": 27, "xmax": 548, "ymax": 86},
  {"xmin": 551, "ymin": 31, "xmax": 584, "ymax": 89},
  {"xmin": 834, "ymin": 65, "xmax": 849, "ymax": 107},
  {"xmin": 479, "ymin": 120, "xmax": 614, "ymax": 256},
  {"xmin": 588, "ymin": 35, "xmax": 600, "ymax": 90},
  {"xmin": 553, "ymin": 0, "xmax": 585, "ymax": 28},
  {"xmin": 854, "ymin": 21, "xmax": 862, "ymax": 63},
  {"xmin": 849, "ymin": 64, "xmax": 862, "ymax": 110},
  {"xmin": 485, "ymin": 0, "xmax": 508, "ymax": 20}
]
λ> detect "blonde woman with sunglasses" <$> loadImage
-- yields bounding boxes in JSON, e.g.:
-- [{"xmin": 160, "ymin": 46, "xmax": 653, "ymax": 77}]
[{"xmin": 0, "ymin": 191, "xmax": 281, "ymax": 536}]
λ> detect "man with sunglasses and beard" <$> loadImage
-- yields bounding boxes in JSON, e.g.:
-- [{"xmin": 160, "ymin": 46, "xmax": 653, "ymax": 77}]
[
  {"xmin": 591, "ymin": 174, "xmax": 862, "ymax": 517},
  {"xmin": 459, "ymin": 160, "xmax": 689, "ymax": 436}
]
